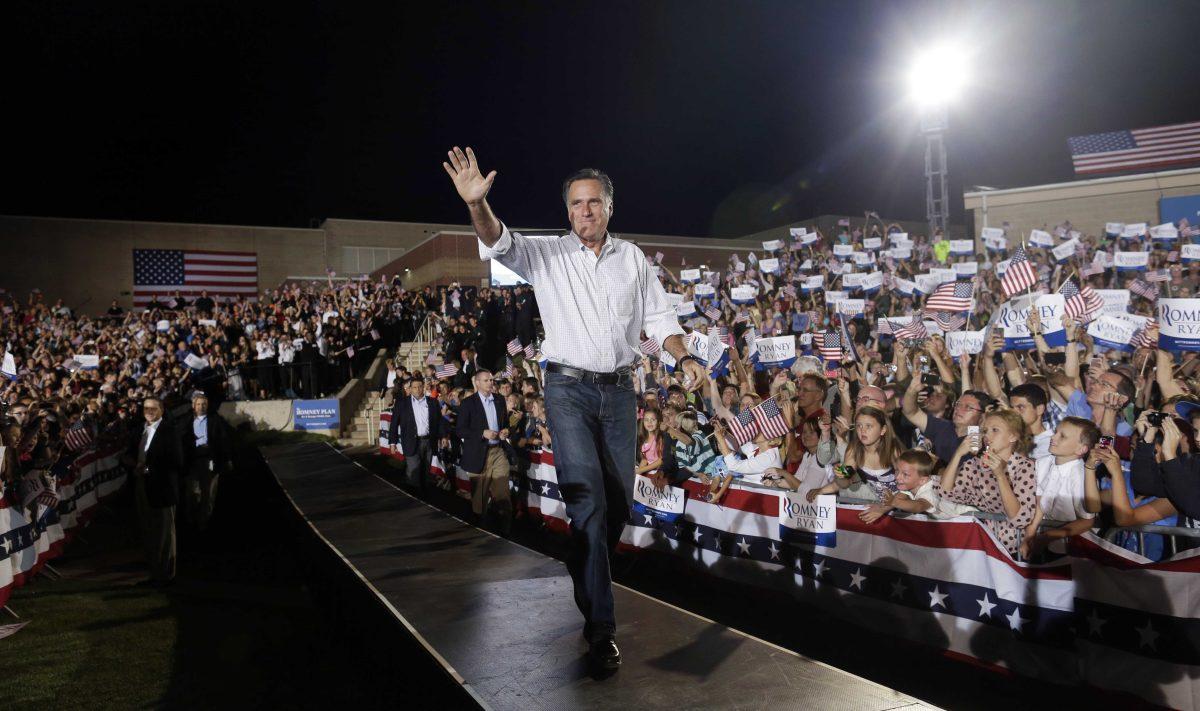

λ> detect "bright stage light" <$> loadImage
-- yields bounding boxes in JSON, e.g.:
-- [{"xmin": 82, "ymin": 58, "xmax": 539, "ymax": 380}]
[{"xmin": 906, "ymin": 44, "xmax": 968, "ymax": 107}]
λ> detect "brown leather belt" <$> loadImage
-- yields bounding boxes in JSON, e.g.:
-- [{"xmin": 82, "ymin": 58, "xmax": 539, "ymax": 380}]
[{"xmin": 546, "ymin": 362, "xmax": 629, "ymax": 385}]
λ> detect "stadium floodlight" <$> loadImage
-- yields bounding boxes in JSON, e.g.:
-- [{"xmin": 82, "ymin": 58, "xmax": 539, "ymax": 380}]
[{"xmin": 906, "ymin": 44, "xmax": 967, "ymax": 108}]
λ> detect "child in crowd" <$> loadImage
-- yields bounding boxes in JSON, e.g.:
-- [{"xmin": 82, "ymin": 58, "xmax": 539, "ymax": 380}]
[
  {"xmin": 1022, "ymin": 415, "xmax": 1101, "ymax": 557},
  {"xmin": 636, "ymin": 408, "xmax": 675, "ymax": 489},
  {"xmin": 860, "ymin": 449, "xmax": 942, "ymax": 523},
  {"xmin": 806, "ymin": 406, "xmax": 899, "ymax": 503}
]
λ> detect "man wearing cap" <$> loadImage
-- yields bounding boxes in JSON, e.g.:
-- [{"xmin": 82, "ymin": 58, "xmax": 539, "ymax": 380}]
[
  {"xmin": 179, "ymin": 392, "xmax": 232, "ymax": 532},
  {"xmin": 444, "ymin": 147, "xmax": 705, "ymax": 673}
]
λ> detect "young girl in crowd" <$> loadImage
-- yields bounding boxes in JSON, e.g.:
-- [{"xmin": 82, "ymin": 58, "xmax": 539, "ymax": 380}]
[
  {"xmin": 936, "ymin": 407, "xmax": 1038, "ymax": 556},
  {"xmin": 636, "ymin": 408, "xmax": 674, "ymax": 490},
  {"xmin": 807, "ymin": 406, "xmax": 899, "ymax": 503},
  {"xmin": 768, "ymin": 415, "xmax": 832, "ymax": 497}
]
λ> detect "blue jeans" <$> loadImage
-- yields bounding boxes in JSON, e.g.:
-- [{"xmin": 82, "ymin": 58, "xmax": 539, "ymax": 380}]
[{"xmin": 543, "ymin": 369, "xmax": 637, "ymax": 641}]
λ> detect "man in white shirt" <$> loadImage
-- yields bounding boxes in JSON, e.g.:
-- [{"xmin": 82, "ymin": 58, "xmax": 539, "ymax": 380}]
[{"xmin": 445, "ymin": 147, "xmax": 705, "ymax": 673}]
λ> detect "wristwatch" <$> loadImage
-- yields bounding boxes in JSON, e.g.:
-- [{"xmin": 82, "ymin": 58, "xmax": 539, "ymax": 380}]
[{"xmin": 677, "ymin": 355, "xmax": 700, "ymax": 368}]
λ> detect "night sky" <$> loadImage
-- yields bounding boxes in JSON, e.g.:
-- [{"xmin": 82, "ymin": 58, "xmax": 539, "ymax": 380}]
[{"xmin": 6, "ymin": 1, "xmax": 1200, "ymax": 237}]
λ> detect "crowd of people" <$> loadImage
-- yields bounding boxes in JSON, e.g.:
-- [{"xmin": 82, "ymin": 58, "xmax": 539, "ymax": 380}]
[{"xmin": 387, "ymin": 218, "xmax": 1200, "ymax": 562}]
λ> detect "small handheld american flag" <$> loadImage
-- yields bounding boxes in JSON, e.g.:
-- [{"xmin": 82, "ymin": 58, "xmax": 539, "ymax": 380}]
[
  {"xmin": 524, "ymin": 343, "xmax": 536, "ymax": 359},
  {"xmin": 924, "ymin": 281, "xmax": 974, "ymax": 312},
  {"xmin": 640, "ymin": 337, "xmax": 661, "ymax": 356},
  {"xmin": 931, "ymin": 312, "xmax": 967, "ymax": 332},
  {"xmin": 750, "ymin": 397, "xmax": 790, "ymax": 441},
  {"xmin": 725, "ymin": 409, "xmax": 759, "ymax": 447},
  {"xmin": 817, "ymin": 330, "xmax": 842, "ymax": 362},
  {"xmin": 506, "ymin": 338, "xmax": 522, "ymax": 356},
  {"xmin": 894, "ymin": 317, "xmax": 929, "ymax": 342},
  {"xmin": 1130, "ymin": 278, "xmax": 1160, "ymax": 301},
  {"xmin": 1131, "ymin": 320, "xmax": 1158, "ymax": 349},
  {"xmin": 1145, "ymin": 268, "xmax": 1171, "ymax": 283},
  {"xmin": 1000, "ymin": 245, "xmax": 1037, "ymax": 298},
  {"xmin": 704, "ymin": 306, "xmax": 722, "ymax": 321},
  {"xmin": 1060, "ymin": 278, "xmax": 1103, "ymax": 321},
  {"xmin": 435, "ymin": 363, "xmax": 458, "ymax": 379},
  {"xmin": 63, "ymin": 421, "xmax": 93, "ymax": 453}
]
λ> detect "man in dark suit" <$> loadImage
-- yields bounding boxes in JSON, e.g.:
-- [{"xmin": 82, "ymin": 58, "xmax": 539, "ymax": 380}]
[
  {"xmin": 389, "ymin": 376, "xmax": 444, "ymax": 493},
  {"xmin": 456, "ymin": 369, "xmax": 511, "ymax": 531},
  {"xmin": 127, "ymin": 397, "xmax": 182, "ymax": 586},
  {"xmin": 179, "ymin": 392, "xmax": 232, "ymax": 532}
]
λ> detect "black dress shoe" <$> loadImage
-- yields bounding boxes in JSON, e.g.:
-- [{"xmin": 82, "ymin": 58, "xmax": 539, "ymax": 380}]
[{"xmin": 589, "ymin": 637, "xmax": 621, "ymax": 672}]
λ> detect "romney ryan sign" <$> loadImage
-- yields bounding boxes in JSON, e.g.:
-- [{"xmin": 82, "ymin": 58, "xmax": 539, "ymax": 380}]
[{"xmin": 293, "ymin": 398, "xmax": 340, "ymax": 430}]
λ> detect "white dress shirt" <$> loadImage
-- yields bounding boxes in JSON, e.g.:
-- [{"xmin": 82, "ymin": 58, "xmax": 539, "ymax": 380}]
[
  {"xmin": 1036, "ymin": 456, "xmax": 1095, "ymax": 523},
  {"xmin": 411, "ymin": 396, "xmax": 430, "ymax": 437},
  {"xmin": 479, "ymin": 225, "xmax": 685, "ymax": 372},
  {"xmin": 480, "ymin": 393, "xmax": 500, "ymax": 444},
  {"xmin": 722, "ymin": 447, "xmax": 783, "ymax": 484},
  {"xmin": 138, "ymin": 419, "xmax": 161, "ymax": 466}
]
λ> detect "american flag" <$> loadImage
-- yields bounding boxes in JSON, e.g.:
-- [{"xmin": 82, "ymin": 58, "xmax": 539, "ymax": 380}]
[
  {"xmin": 931, "ymin": 312, "xmax": 967, "ymax": 332},
  {"xmin": 506, "ymin": 338, "xmax": 523, "ymax": 356},
  {"xmin": 426, "ymin": 350, "xmax": 443, "ymax": 365},
  {"xmin": 725, "ymin": 409, "xmax": 759, "ymax": 447},
  {"xmin": 435, "ymin": 363, "xmax": 458, "ymax": 379},
  {"xmin": 894, "ymin": 317, "xmax": 929, "ymax": 342},
  {"xmin": 1060, "ymin": 279, "xmax": 1104, "ymax": 321},
  {"xmin": 716, "ymin": 325, "xmax": 734, "ymax": 347},
  {"xmin": 502, "ymin": 357, "xmax": 514, "ymax": 379},
  {"xmin": 734, "ymin": 311, "xmax": 750, "ymax": 325},
  {"xmin": 640, "ymin": 337, "xmax": 661, "ymax": 356},
  {"xmin": 1145, "ymin": 268, "xmax": 1172, "ymax": 283},
  {"xmin": 63, "ymin": 421, "xmax": 93, "ymax": 452},
  {"xmin": 781, "ymin": 284, "xmax": 797, "ymax": 299},
  {"xmin": 133, "ymin": 249, "xmax": 258, "ymax": 307},
  {"xmin": 750, "ymin": 397, "xmax": 791, "ymax": 441},
  {"xmin": 1000, "ymin": 245, "xmax": 1037, "ymax": 298},
  {"xmin": 817, "ymin": 330, "xmax": 843, "ymax": 362},
  {"xmin": 924, "ymin": 281, "xmax": 974, "ymax": 312},
  {"xmin": 1069, "ymin": 120, "xmax": 1200, "ymax": 175},
  {"xmin": 524, "ymin": 343, "xmax": 536, "ymax": 359},
  {"xmin": 704, "ymin": 306, "xmax": 722, "ymax": 321},
  {"xmin": 1080, "ymin": 263, "xmax": 1104, "ymax": 278},
  {"xmin": 1130, "ymin": 278, "xmax": 1160, "ymax": 301},
  {"xmin": 1131, "ymin": 320, "xmax": 1158, "ymax": 349}
]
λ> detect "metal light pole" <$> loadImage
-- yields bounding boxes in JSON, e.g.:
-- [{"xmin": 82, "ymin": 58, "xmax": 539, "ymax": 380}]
[{"xmin": 921, "ymin": 105, "xmax": 949, "ymax": 236}]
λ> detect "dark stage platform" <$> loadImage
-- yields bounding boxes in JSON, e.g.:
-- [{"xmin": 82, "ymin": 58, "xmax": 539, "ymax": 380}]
[{"xmin": 263, "ymin": 442, "xmax": 936, "ymax": 710}]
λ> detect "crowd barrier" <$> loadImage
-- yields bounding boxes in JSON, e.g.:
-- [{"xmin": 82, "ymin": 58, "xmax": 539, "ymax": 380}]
[
  {"xmin": 0, "ymin": 447, "xmax": 127, "ymax": 609},
  {"xmin": 379, "ymin": 412, "xmax": 1200, "ymax": 709}
]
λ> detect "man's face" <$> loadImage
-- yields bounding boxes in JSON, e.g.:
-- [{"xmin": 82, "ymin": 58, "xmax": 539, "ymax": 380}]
[
  {"xmin": 797, "ymin": 379, "xmax": 823, "ymax": 410},
  {"xmin": 192, "ymin": 397, "xmax": 208, "ymax": 416},
  {"xmin": 1049, "ymin": 421, "xmax": 1087, "ymax": 459},
  {"xmin": 475, "ymin": 372, "xmax": 495, "ymax": 395},
  {"xmin": 409, "ymin": 379, "xmax": 425, "ymax": 399},
  {"xmin": 667, "ymin": 391, "xmax": 686, "ymax": 409},
  {"xmin": 567, "ymin": 179, "xmax": 611, "ymax": 242},
  {"xmin": 498, "ymin": 382, "xmax": 512, "ymax": 397},
  {"xmin": 143, "ymin": 400, "xmax": 163, "ymax": 424},
  {"xmin": 1009, "ymin": 395, "xmax": 1043, "ymax": 428},
  {"xmin": 951, "ymin": 394, "xmax": 985, "ymax": 427},
  {"xmin": 855, "ymin": 386, "xmax": 887, "ymax": 413}
]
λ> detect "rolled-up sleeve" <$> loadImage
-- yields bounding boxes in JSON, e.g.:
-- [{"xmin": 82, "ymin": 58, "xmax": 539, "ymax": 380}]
[
  {"xmin": 640, "ymin": 258, "xmax": 685, "ymax": 351},
  {"xmin": 478, "ymin": 223, "xmax": 535, "ymax": 284}
]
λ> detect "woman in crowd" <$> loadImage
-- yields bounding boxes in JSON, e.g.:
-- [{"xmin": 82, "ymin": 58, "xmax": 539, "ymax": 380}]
[{"xmin": 936, "ymin": 408, "xmax": 1037, "ymax": 556}]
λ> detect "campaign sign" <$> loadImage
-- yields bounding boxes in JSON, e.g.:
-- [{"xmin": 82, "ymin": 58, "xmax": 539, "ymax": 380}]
[
  {"xmin": 861, "ymin": 271, "xmax": 884, "ymax": 293},
  {"xmin": 1123, "ymin": 222, "xmax": 1148, "ymax": 238},
  {"xmin": 833, "ymin": 244, "xmax": 854, "ymax": 257},
  {"xmin": 802, "ymin": 275, "xmax": 824, "ymax": 292},
  {"xmin": 1105, "ymin": 222, "xmax": 1124, "ymax": 236},
  {"xmin": 156, "ymin": 319, "xmax": 171, "ymax": 332},
  {"xmin": 995, "ymin": 293, "xmax": 1067, "ymax": 350},
  {"xmin": 763, "ymin": 239, "xmax": 783, "ymax": 252},
  {"xmin": 890, "ymin": 247, "xmax": 913, "ymax": 260},
  {"xmin": 680, "ymin": 268, "xmax": 701, "ymax": 283},
  {"xmin": 1087, "ymin": 315, "xmax": 1137, "ymax": 352},
  {"xmin": 825, "ymin": 290, "xmax": 848, "ymax": 304},
  {"xmin": 294, "ymin": 398, "xmax": 340, "ymax": 430},
  {"xmin": 930, "ymin": 268, "xmax": 957, "ymax": 284},
  {"xmin": 1183, "ymin": 244, "xmax": 1200, "ymax": 263},
  {"xmin": 778, "ymin": 492, "xmax": 836, "ymax": 546},
  {"xmin": 914, "ymin": 273, "xmax": 941, "ymax": 295},
  {"xmin": 950, "ymin": 239, "xmax": 974, "ymax": 255},
  {"xmin": 863, "ymin": 237, "xmax": 882, "ymax": 250},
  {"xmin": 789, "ymin": 227, "xmax": 808, "ymax": 238},
  {"xmin": 1052, "ymin": 239, "xmax": 1079, "ymax": 263},
  {"xmin": 74, "ymin": 354, "xmax": 100, "ymax": 370},
  {"xmin": 659, "ymin": 351, "xmax": 677, "ymax": 372},
  {"xmin": 1114, "ymin": 251, "xmax": 1149, "ymax": 271},
  {"xmin": 632, "ymin": 474, "xmax": 688, "ymax": 523},
  {"xmin": 801, "ymin": 232, "xmax": 820, "ymax": 245},
  {"xmin": 755, "ymin": 335, "xmax": 797, "ymax": 369},
  {"xmin": 892, "ymin": 277, "xmax": 916, "ymax": 296},
  {"xmin": 675, "ymin": 301, "xmax": 697, "ymax": 317},
  {"xmin": 759, "ymin": 258, "xmax": 780, "ymax": 274},
  {"xmin": 953, "ymin": 261, "xmax": 979, "ymax": 276},
  {"xmin": 889, "ymin": 232, "xmax": 909, "ymax": 244},
  {"xmin": 1094, "ymin": 289, "xmax": 1131, "ymax": 315},
  {"xmin": 686, "ymin": 330, "xmax": 727, "ymax": 368},
  {"xmin": 1158, "ymin": 299, "xmax": 1200, "ymax": 351},
  {"xmin": 838, "ymin": 299, "xmax": 866, "ymax": 317},
  {"xmin": 981, "ymin": 227, "xmax": 1004, "ymax": 241},
  {"xmin": 731, "ymin": 285, "xmax": 758, "ymax": 304},
  {"xmin": 842, "ymin": 272, "xmax": 865, "ymax": 289},
  {"xmin": 1093, "ymin": 251, "xmax": 1113, "ymax": 268},
  {"xmin": 1151, "ymin": 223, "xmax": 1179, "ymax": 240},
  {"xmin": 946, "ymin": 330, "xmax": 986, "ymax": 356},
  {"xmin": 693, "ymin": 284, "xmax": 716, "ymax": 299},
  {"xmin": 1030, "ymin": 229, "xmax": 1054, "ymax": 247},
  {"xmin": 664, "ymin": 292, "xmax": 685, "ymax": 306}
]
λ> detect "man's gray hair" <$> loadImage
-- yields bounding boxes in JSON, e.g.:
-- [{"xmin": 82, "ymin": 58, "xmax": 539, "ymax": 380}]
[{"xmin": 562, "ymin": 168, "xmax": 614, "ymax": 208}]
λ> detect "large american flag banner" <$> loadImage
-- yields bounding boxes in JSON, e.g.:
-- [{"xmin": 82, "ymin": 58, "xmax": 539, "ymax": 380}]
[
  {"xmin": 1069, "ymin": 120, "xmax": 1200, "ymax": 176},
  {"xmin": 133, "ymin": 249, "xmax": 258, "ymax": 307}
]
